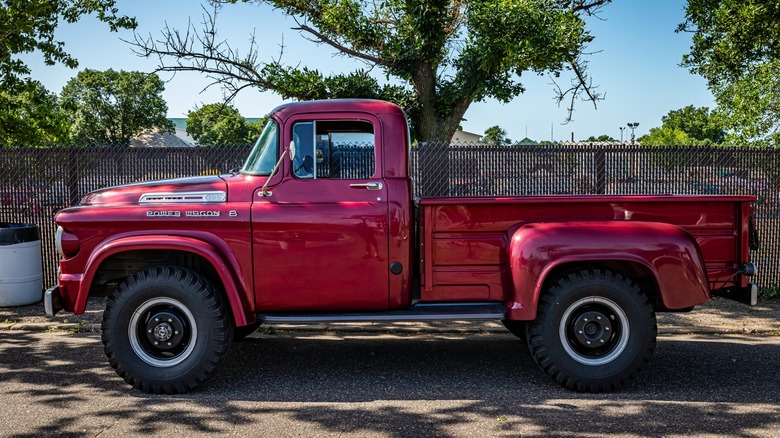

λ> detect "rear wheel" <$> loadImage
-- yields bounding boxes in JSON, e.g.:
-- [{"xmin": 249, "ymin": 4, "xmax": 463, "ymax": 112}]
[
  {"xmin": 101, "ymin": 266, "xmax": 233, "ymax": 394},
  {"xmin": 527, "ymin": 269, "xmax": 656, "ymax": 392}
]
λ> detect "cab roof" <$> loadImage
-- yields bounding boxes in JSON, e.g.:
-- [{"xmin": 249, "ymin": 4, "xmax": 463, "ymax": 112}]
[{"xmin": 270, "ymin": 99, "xmax": 406, "ymax": 121}]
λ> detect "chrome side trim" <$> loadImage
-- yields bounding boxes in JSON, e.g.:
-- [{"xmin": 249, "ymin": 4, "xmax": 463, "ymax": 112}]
[
  {"xmin": 139, "ymin": 191, "xmax": 227, "ymax": 204},
  {"xmin": 259, "ymin": 303, "xmax": 506, "ymax": 323},
  {"xmin": 260, "ymin": 312, "xmax": 505, "ymax": 323}
]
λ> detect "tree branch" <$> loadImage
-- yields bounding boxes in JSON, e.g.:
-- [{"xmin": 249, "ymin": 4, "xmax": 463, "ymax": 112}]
[
  {"xmin": 125, "ymin": 5, "xmax": 305, "ymax": 100},
  {"xmin": 571, "ymin": 0, "xmax": 611, "ymax": 14},
  {"xmin": 551, "ymin": 57, "xmax": 603, "ymax": 123},
  {"xmin": 293, "ymin": 21, "xmax": 392, "ymax": 68}
]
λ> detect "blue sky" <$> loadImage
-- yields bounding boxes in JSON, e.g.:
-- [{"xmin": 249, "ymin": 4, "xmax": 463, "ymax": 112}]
[{"xmin": 20, "ymin": 0, "xmax": 714, "ymax": 142}]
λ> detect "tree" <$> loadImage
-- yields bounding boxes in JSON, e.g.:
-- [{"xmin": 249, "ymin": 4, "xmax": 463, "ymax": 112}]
[
  {"xmin": 0, "ymin": 79, "xmax": 69, "ymax": 146},
  {"xmin": 661, "ymin": 105, "xmax": 725, "ymax": 144},
  {"xmin": 186, "ymin": 103, "xmax": 266, "ymax": 146},
  {"xmin": 639, "ymin": 105, "xmax": 725, "ymax": 146},
  {"xmin": 0, "ymin": 1, "xmax": 135, "ymax": 87},
  {"xmin": 585, "ymin": 134, "xmax": 616, "ymax": 142},
  {"xmin": 638, "ymin": 126, "xmax": 694, "ymax": 146},
  {"xmin": 680, "ymin": 0, "xmax": 780, "ymax": 146},
  {"xmin": 482, "ymin": 125, "xmax": 511, "ymax": 146},
  {"xmin": 60, "ymin": 69, "xmax": 174, "ymax": 145},
  {"xmin": 131, "ymin": 1, "xmax": 609, "ymax": 143},
  {"xmin": 246, "ymin": 118, "xmax": 268, "ymax": 142}
]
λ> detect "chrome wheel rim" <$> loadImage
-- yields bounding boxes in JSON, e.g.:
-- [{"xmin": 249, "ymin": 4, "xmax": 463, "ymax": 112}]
[
  {"xmin": 559, "ymin": 296, "xmax": 629, "ymax": 366},
  {"xmin": 129, "ymin": 297, "xmax": 197, "ymax": 367}
]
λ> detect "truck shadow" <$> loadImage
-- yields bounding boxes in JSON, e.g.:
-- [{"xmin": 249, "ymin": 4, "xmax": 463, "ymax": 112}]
[{"xmin": 1, "ymin": 331, "xmax": 779, "ymax": 437}]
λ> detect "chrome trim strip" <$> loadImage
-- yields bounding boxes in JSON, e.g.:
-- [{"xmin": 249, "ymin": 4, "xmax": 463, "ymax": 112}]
[
  {"xmin": 260, "ymin": 312, "xmax": 505, "ymax": 323},
  {"xmin": 259, "ymin": 303, "xmax": 506, "ymax": 323},
  {"xmin": 139, "ymin": 191, "xmax": 227, "ymax": 204}
]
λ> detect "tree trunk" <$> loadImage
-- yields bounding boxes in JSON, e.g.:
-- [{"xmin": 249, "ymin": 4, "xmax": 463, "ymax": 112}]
[{"xmin": 411, "ymin": 63, "xmax": 474, "ymax": 196}]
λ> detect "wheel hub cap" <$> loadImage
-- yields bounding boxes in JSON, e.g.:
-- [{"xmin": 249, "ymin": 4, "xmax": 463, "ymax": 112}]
[
  {"xmin": 572, "ymin": 311, "xmax": 612, "ymax": 348},
  {"xmin": 153, "ymin": 323, "xmax": 173, "ymax": 341},
  {"xmin": 145, "ymin": 311, "xmax": 185, "ymax": 351}
]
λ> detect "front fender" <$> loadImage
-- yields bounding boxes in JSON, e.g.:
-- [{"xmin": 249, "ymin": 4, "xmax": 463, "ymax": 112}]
[
  {"xmin": 507, "ymin": 221, "xmax": 710, "ymax": 320},
  {"xmin": 72, "ymin": 235, "xmax": 250, "ymax": 326}
]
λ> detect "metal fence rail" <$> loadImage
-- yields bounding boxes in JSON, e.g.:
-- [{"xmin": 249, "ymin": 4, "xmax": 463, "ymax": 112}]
[{"xmin": 2, "ymin": 143, "xmax": 778, "ymax": 294}]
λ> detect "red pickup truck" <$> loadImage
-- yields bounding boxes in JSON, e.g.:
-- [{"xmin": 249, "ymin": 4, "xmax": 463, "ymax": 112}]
[{"xmin": 46, "ymin": 99, "xmax": 759, "ymax": 394}]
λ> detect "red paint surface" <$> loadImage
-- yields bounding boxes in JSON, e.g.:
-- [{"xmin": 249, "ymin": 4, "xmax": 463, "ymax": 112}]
[
  {"xmin": 53, "ymin": 99, "xmax": 755, "ymax": 325},
  {"xmin": 420, "ymin": 196, "xmax": 753, "ymax": 318}
]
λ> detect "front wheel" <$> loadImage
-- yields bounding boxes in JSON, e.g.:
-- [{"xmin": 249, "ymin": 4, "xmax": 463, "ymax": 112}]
[
  {"xmin": 101, "ymin": 266, "xmax": 233, "ymax": 394},
  {"xmin": 527, "ymin": 269, "xmax": 657, "ymax": 392}
]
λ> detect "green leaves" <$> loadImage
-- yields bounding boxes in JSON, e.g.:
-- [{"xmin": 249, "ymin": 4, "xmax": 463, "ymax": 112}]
[
  {"xmin": 661, "ymin": 105, "xmax": 725, "ymax": 144},
  {"xmin": 60, "ymin": 69, "xmax": 173, "ymax": 145},
  {"xmin": 133, "ymin": 0, "xmax": 606, "ymax": 142},
  {"xmin": 0, "ymin": 0, "xmax": 136, "ymax": 87},
  {"xmin": 0, "ymin": 79, "xmax": 69, "ymax": 146},
  {"xmin": 483, "ymin": 125, "xmax": 511, "ymax": 146},
  {"xmin": 186, "ymin": 103, "xmax": 267, "ymax": 146},
  {"xmin": 639, "ymin": 127, "xmax": 695, "ymax": 147},
  {"xmin": 681, "ymin": 0, "xmax": 780, "ymax": 146},
  {"xmin": 640, "ymin": 105, "xmax": 725, "ymax": 146}
]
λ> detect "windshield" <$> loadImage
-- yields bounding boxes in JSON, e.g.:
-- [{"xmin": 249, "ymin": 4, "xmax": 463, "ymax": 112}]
[{"xmin": 241, "ymin": 119, "xmax": 279, "ymax": 175}]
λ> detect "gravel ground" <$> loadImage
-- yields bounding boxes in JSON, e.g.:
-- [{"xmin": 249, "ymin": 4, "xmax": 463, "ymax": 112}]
[{"xmin": 2, "ymin": 295, "xmax": 779, "ymax": 334}]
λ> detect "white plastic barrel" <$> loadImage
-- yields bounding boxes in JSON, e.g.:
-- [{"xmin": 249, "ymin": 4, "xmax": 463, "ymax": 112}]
[{"xmin": 0, "ymin": 223, "xmax": 43, "ymax": 306}]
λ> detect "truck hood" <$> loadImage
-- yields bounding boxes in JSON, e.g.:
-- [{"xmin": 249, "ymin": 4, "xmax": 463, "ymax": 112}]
[{"xmin": 79, "ymin": 175, "xmax": 228, "ymax": 206}]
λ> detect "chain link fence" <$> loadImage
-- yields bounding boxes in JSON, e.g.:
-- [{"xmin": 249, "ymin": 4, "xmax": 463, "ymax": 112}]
[{"xmin": 2, "ymin": 143, "xmax": 778, "ymax": 294}]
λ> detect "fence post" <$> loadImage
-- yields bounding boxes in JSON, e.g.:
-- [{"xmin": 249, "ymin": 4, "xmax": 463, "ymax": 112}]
[
  {"xmin": 595, "ymin": 147, "xmax": 606, "ymax": 194},
  {"xmin": 67, "ymin": 147, "xmax": 79, "ymax": 206}
]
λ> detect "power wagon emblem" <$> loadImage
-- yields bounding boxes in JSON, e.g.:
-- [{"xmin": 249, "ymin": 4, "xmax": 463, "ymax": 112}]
[
  {"xmin": 145, "ymin": 211, "xmax": 222, "ymax": 217},
  {"xmin": 146, "ymin": 211, "xmax": 180, "ymax": 217}
]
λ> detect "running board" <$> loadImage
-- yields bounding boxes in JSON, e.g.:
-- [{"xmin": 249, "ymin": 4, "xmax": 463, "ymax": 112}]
[{"xmin": 258, "ymin": 302, "xmax": 506, "ymax": 324}]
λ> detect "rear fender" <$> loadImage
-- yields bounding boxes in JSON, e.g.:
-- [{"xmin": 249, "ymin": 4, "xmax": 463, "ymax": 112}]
[
  {"xmin": 72, "ymin": 235, "xmax": 250, "ymax": 326},
  {"xmin": 506, "ymin": 221, "xmax": 710, "ymax": 320}
]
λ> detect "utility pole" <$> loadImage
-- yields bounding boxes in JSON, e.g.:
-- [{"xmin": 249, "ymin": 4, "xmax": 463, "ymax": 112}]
[
  {"xmin": 619, "ymin": 127, "xmax": 626, "ymax": 142},
  {"xmin": 627, "ymin": 122, "xmax": 639, "ymax": 144}
]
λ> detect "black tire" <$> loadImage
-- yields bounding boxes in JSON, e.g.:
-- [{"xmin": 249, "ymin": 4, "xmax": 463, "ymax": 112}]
[
  {"xmin": 501, "ymin": 320, "xmax": 527, "ymax": 341},
  {"xmin": 101, "ymin": 266, "xmax": 233, "ymax": 394},
  {"xmin": 527, "ymin": 269, "xmax": 657, "ymax": 392},
  {"xmin": 233, "ymin": 322, "xmax": 261, "ymax": 341}
]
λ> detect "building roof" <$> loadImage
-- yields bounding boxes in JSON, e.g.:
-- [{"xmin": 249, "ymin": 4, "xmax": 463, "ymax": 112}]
[{"xmin": 130, "ymin": 129, "xmax": 194, "ymax": 148}]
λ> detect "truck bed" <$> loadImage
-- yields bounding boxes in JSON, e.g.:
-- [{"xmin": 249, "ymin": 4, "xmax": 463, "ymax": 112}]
[{"xmin": 418, "ymin": 194, "xmax": 755, "ymax": 305}]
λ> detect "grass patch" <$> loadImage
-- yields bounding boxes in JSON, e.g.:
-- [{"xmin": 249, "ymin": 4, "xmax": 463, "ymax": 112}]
[
  {"xmin": 256, "ymin": 326, "xmax": 277, "ymax": 335},
  {"xmin": 760, "ymin": 284, "xmax": 779, "ymax": 300}
]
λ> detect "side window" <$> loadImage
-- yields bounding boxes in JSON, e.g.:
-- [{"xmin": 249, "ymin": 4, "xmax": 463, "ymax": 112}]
[
  {"xmin": 291, "ymin": 120, "xmax": 375, "ymax": 180},
  {"xmin": 292, "ymin": 122, "xmax": 315, "ymax": 179}
]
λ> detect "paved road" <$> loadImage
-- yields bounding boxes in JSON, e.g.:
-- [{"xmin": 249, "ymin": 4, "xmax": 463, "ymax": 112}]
[{"xmin": 1, "ymin": 330, "xmax": 779, "ymax": 437}]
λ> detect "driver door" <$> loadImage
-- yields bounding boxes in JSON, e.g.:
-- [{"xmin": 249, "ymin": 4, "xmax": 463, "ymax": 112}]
[{"xmin": 251, "ymin": 115, "xmax": 389, "ymax": 312}]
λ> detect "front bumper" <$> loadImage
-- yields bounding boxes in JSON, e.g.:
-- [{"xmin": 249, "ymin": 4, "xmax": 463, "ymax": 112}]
[{"xmin": 44, "ymin": 285, "xmax": 64, "ymax": 316}]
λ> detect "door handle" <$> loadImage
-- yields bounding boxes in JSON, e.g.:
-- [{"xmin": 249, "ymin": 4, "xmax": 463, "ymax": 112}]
[{"xmin": 349, "ymin": 182, "xmax": 383, "ymax": 191}]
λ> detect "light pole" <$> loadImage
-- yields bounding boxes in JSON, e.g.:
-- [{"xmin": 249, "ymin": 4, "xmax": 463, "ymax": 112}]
[
  {"xmin": 619, "ymin": 127, "xmax": 626, "ymax": 142},
  {"xmin": 627, "ymin": 122, "xmax": 639, "ymax": 144}
]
